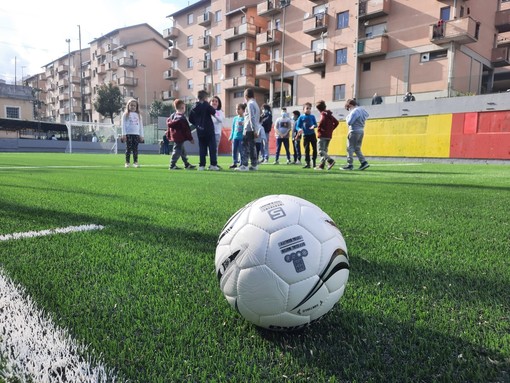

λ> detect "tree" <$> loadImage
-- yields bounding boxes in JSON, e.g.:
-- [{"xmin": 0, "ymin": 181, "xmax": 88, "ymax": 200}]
[
  {"xmin": 149, "ymin": 100, "xmax": 174, "ymax": 120},
  {"xmin": 93, "ymin": 82, "xmax": 124, "ymax": 123}
]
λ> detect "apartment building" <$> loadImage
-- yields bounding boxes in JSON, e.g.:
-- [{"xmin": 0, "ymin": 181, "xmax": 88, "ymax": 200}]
[
  {"xmin": 164, "ymin": 0, "xmax": 510, "ymax": 116},
  {"xmin": 36, "ymin": 24, "xmax": 168, "ymax": 124}
]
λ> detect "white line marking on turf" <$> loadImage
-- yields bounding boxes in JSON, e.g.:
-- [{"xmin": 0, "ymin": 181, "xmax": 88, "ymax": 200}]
[
  {"xmin": 0, "ymin": 224, "xmax": 105, "ymax": 242},
  {"xmin": 0, "ymin": 270, "xmax": 118, "ymax": 382}
]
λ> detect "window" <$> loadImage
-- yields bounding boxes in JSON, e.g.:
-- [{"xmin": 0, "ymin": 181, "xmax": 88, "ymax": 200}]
[
  {"xmin": 333, "ymin": 84, "xmax": 346, "ymax": 101},
  {"xmin": 215, "ymin": 35, "xmax": 222, "ymax": 47},
  {"xmin": 275, "ymin": 18, "xmax": 281, "ymax": 30},
  {"xmin": 337, "ymin": 11, "xmax": 349, "ymax": 29},
  {"xmin": 240, "ymin": 41, "xmax": 245, "ymax": 50},
  {"xmin": 214, "ymin": 59, "xmax": 221, "ymax": 71},
  {"xmin": 6, "ymin": 106, "xmax": 20, "ymax": 119},
  {"xmin": 313, "ymin": 4, "xmax": 327, "ymax": 16},
  {"xmin": 240, "ymin": 67, "xmax": 246, "ymax": 76},
  {"xmin": 214, "ymin": 83, "xmax": 221, "ymax": 95},
  {"xmin": 430, "ymin": 50, "xmax": 448, "ymax": 60},
  {"xmin": 187, "ymin": 57, "xmax": 193, "ymax": 68},
  {"xmin": 234, "ymin": 91, "xmax": 244, "ymax": 98},
  {"xmin": 440, "ymin": 6, "xmax": 450, "ymax": 21},
  {"xmin": 274, "ymin": 48, "xmax": 280, "ymax": 60},
  {"xmin": 335, "ymin": 48, "xmax": 347, "ymax": 65},
  {"xmin": 365, "ymin": 23, "xmax": 386, "ymax": 38},
  {"xmin": 215, "ymin": 10, "xmax": 222, "ymax": 22},
  {"xmin": 187, "ymin": 35, "xmax": 193, "ymax": 47},
  {"xmin": 187, "ymin": 79, "xmax": 193, "ymax": 90},
  {"xmin": 362, "ymin": 62, "xmax": 371, "ymax": 71},
  {"xmin": 187, "ymin": 13, "xmax": 194, "ymax": 25}
]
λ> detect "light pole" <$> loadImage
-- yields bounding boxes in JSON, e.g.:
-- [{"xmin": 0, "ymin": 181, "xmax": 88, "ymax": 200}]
[
  {"xmin": 279, "ymin": 0, "xmax": 291, "ymax": 108},
  {"xmin": 65, "ymin": 38, "xmax": 73, "ymax": 121},
  {"xmin": 139, "ymin": 63, "xmax": 148, "ymax": 124},
  {"xmin": 78, "ymin": 25, "xmax": 84, "ymax": 121}
]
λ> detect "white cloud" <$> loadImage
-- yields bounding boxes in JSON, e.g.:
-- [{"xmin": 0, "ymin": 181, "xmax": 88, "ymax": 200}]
[{"xmin": 0, "ymin": 0, "xmax": 182, "ymax": 83}]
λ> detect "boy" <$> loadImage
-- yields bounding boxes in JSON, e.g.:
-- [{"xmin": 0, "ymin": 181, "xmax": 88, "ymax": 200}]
[
  {"xmin": 341, "ymin": 99, "xmax": 370, "ymax": 171},
  {"xmin": 315, "ymin": 100, "xmax": 338, "ymax": 170},
  {"xmin": 272, "ymin": 108, "xmax": 293, "ymax": 165},
  {"xmin": 236, "ymin": 88, "xmax": 260, "ymax": 171},
  {"xmin": 291, "ymin": 110, "xmax": 302, "ymax": 164},
  {"xmin": 166, "ymin": 99, "xmax": 196, "ymax": 170},
  {"xmin": 295, "ymin": 102, "xmax": 317, "ymax": 169}
]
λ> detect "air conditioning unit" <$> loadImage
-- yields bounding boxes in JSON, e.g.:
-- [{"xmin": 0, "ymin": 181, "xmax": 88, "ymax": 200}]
[{"xmin": 421, "ymin": 52, "xmax": 430, "ymax": 62}]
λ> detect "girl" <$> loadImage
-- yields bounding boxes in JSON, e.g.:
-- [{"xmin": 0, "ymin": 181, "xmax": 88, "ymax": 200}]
[
  {"xmin": 121, "ymin": 99, "xmax": 144, "ymax": 168},
  {"xmin": 229, "ymin": 103, "xmax": 245, "ymax": 168},
  {"xmin": 210, "ymin": 95, "xmax": 225, "ymax": 160}
]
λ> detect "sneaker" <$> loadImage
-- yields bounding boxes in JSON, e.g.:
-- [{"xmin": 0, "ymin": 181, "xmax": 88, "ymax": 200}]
[
  {"xmin": 286, "ymin": 160, "xmax": 292, "ymax": 165},
  {"xmin": 198, "ymin": 166, "xmax": 206, "ymax": 171},
  {"xmin": 169, "ymin": 165, "xmax": 182, "ymax": 170},
  {"xmin": 315, "ymin": 164, "xmax": 325, "ymax": 170},
  {"xmin": 303, "ymin": 164, "xmax": 311, "ymax": 169},
  {"xmin": 327, "ymin": 160, "xmax": 336, "ymax": 170},
  {"xmin": 209, "ymin": 165, "xmax": 220, "ymax": 171},
  {"xmin": 124, "ymin": 163, "xmax": 130, "ymax": 168},
  {"xmin": 249, "ymin": 165, "xmax": 258, "ymax": 171},
  {"xmin": 273, "ymin": 160, "xmax": 279, "ymax": 165},
  {"xmin": 133, "ymin": 163, "xmax": 140, "ymax": 168},
  {"xmin": 341, "ymin": 164, "xmax": 354, "ymax": 170},
  {"xmin": 296, "ymin": 160, "xmax": 302, "ymax": 165},
  {"xmin": 229, "ymin": 164, "xmax": 237, "ymax": 169},
  {"xmin": 185, "ymin": 164, "xmax": 196, "ymax": 170},
  {"xmin": 359, "ymin": 162, "xmax": 370, "ymax": 171},
  {"xmin": 235, "ymin": 165, "xmax": 249, "ymax": 171}
]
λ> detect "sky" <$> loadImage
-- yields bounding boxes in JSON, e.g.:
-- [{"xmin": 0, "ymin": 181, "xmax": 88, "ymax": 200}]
[{"xmin": 0, "ymin": 0, "xmax": 189, "ymax": 84}]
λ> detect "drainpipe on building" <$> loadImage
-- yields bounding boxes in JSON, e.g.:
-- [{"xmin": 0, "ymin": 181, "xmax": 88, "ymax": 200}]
[
  {"xmin": 353, "ymin": 0, "xmax": 360, "ymax": 99},
  {"xmin": 447, "ymin": 41, "xmax": 455, "ymax": 97}
]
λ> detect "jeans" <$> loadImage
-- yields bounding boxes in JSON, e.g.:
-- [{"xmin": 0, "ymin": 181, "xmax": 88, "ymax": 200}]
[
  {"xmin": 231, "ymin": 139, "xmax": 242, "ymax": 164},
  {"xmin": 346, "ymin": 131, "xmax": 366, "ymax": 165},
  {"xmin": 302, "ymin": 134, "xmax": 317, "ymax": 166},
  {"xmin": 170, "ymin": 141, "xmax": 190, "ymax": 167},
  {"xmin": 198, "ymin": 133, "xmax": 217, "ymax": 167},
  {"xmin": 275, "ymin": 137, "xmax": 291, "ymax": 162}
]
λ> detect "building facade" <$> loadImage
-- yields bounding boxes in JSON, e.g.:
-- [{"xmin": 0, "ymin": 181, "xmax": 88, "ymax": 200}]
[{"xmin": 163, "ymin": 0, "xmax": 510, "ymax": 116}]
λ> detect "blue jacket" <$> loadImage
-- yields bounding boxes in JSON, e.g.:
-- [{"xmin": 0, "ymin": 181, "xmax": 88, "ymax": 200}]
[{"xmin": 296, "ymin": 114, "xmax": 317, "ymax": 136}]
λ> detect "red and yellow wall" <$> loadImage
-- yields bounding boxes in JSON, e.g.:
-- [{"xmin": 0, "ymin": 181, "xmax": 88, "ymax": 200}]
[{"xmin": 220, "ymin": 110, "xmax": 510, "ymax": 160}]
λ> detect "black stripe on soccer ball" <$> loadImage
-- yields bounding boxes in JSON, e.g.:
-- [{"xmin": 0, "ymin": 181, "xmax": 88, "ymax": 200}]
[
  {"xmin": 291, "ymin": 248, "xmax": 349, "ymax": 311},
  {"xmin": 217, "ymin": 249, "xmax": 241, "ymax": 281}
]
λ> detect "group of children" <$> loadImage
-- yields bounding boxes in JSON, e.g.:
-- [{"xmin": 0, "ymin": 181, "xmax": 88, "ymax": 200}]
[{"xmin": 121, "ymin": 89, "xmax": 370, "ymax": 172}]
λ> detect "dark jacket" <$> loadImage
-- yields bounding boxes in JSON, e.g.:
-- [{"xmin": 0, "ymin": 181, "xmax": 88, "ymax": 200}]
[
  {"xmin": 188, "ymin": 101, "xmax": 216, "ymax": 137},
  {"xmin": 260, "ymin": 110, "xmax": 273, "ymax": 134},
  {"xmin": 317, "ymin": 110, "xmax": 338, "ymax": 139},
  {"xmin": 166, "ymin": 113, "xmax": 193, "ymax": 143}
]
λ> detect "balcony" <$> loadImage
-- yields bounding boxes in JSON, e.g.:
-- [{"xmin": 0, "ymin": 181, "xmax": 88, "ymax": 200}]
[
  {"xmin": 164, "ymin": 69, "xmax": 178, "ymax": 80},
  {"xmin": 256, "ymin": 29, "xmax": 282, "ymax": 47},
  {"xmin": 496, "ymin": 9, "xmax": 510, "ymax": 33},
  {"xmin": 197, "ymin": 83, "xmax": 212, "ymax": 93},
  {"xmin": 197, "ymin": 59, "xmax": 212, "ymax": 72},
  {"xmin": 257, "ymin": 0, "xmax": 280, "ymax": 17},
  {"xmin": 302, "ymin": 49, "xmax": 326, "ymax": 69},
  {"xmin": 162, "ymin": 89, "xmax": 178, "ymax": 100},
  {"xmin": 359, "ymin": 0, "xmax": 391, "ymax": 21},
  {"xmin": 57, "ymin": 64, "xmax": 69, "ymax": 73},
  {"xmin": 303, "ymin": 13, "xmax": 328, "ymax": 36},
  {"xmin": 198, "ymin": 11, "xmax": 212, "ymax": 27},
  {"xmin": 58, "ymin": 94, "xmax": 69, "ymax": 101},
  {"xmin": 71, "ymin": 76, "xmax": 81, "ymax": 84},
  {"xmin": 256, "ymin": 60, "xmax": 282, "ymax": 77},
  {"xmin": 224, "ymin": 23, "xmax": 257, "ymax": 41},
  {"xmin": 430, "ymin": 16, "xmax": 479, "ymax": 45},
  {"xmin": 97, "ymin": 64, "xmax": 107, "ymax": 75},
  {"xmin": 224, "ymin": 50, "xmax": 262, "ymax": 66},
  {"xmin": 163, "ymin": 27, "xmax": 179, "ymax": 40},
  {"xmin": 106, "ymin": 61, "xmax": 118, "ymax": 71},
  {"xmin": 118, "ymin": 57, "xmax": 137, "ymax": 68},
  {"xmin": 198, "ymin": 35, "xmax": 212, "ymax": 50},
  {"xmin": 83, "ymin": 86, "xmax": 91, "ymax": 95},
  {"xmin": 224, "ymin": 75, "xmax": 269, "ymax": 90},
  {"xmin": 492, "ymin": 46, "xmax": 510, "ymax": 67},
  {"xmin": 164, "ymin": 48, "xmax": 178, "ymax": 60},
  {"xmin": 357, "ymin": 35, "xmax": 389, "ymax": 58},
  {"xmin": 83, "ymin": 69, "xmax": 91, "ymax": 78},
  {"xmin": 118, "ymin": 77, "xmax": 138, "ymax": 87}
]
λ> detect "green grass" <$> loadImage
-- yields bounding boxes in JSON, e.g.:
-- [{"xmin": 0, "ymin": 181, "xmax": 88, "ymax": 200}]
[{"xmin": 0, "ymin": 153, "xmax": 509, "ymax": 382}]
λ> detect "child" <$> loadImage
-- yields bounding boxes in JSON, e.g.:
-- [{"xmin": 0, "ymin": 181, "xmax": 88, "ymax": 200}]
[
  {"xmin": 235, "ymin": 88, "xmax": 260, "ymax": 171},
  {"xmin": 259, "ymin": 103, "xmax": 272, "ymax": 163},
  {"xmin": 295, "ymin": 102, "xmax": 317, "ymax": 169},
  {"xmin": 272, "ymin": 108, "xmax": 293, "ymax": 165},
  {"xmin": 166, "ymin": 99, "xmax": 196, "ymax": 170},
  {"xmin": 229, "ymin": 103, "xmax": 245, "ymax": 169},
  {"xmin": 210, "ymin": 95, "xmax": 225, "ymax": 161},
  {"xmin": 291, "ymin": 110, "xmax": 301, "ymax": 164},
  {"xmin": 121, "ymin": 99, "xmax": 144, "ymax": 168},
  {"xmin": 341, "ymin": 99, "xmax": 370, "ymax": 171},
  {"xmin": 188, "ymin": 90, "xmax": 219, "ymax": 171},
  {"xmin": 315, "ymin": 100, "xmax": 338, "ymax": 170}
]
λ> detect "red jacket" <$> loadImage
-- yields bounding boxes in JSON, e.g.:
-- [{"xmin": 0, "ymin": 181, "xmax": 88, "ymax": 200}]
[
  {"xmin": 317, "ymin": 110, "xmax": 338, "ymax": 139},
  {"xmin": 166, "ymin": 113, "xmax": 194, "ymax": 143}
]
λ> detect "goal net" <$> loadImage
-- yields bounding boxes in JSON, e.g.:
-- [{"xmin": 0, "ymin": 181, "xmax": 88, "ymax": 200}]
[{"xmin": 65, "ymin": 121, "xmax": 121, "ymax": 154}]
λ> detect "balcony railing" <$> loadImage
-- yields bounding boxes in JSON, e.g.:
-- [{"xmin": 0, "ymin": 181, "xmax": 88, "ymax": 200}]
[
  {"xmin": 198, "ymin": 35, "xmax": 212, "ymax": 50},
  {"xmin": 163, "ymin": 48, "xmax": 178, "ymax": 60},
  {"xmin": 118, "ymin": 57, "xmax": 137, "ymax": 68},
  {"xmin": 359, "ymin": 0, "xmax": 391, "ymax": 20},
  {"xmin": 256, "ymin": 60, "xmax": 282, "ymax": 77},
  {"xmin": 303, "ymin": 13, "xmax": 328, "ymax": 36},
  {"xmin": 430, "ymin": 16, "xmax": 479, "ymax": 45},
  {"xmin": 491, "ymin": 46, "xmax": 510, "ymax": 67},
  {"xmin": 198, "ymin": 60, "xmax": 212, "ymax": 72},
  {"xmin": 163, "ymin": 27, "xmax": 179, "ymax": 40},
  {"xmin": 224, "ymin": 50, "xmax": 262, "ymax": 66},
  {"xmin": 162, "ymin": 89, "xmax": 178, "ymax": 100},
  {"xmin": 302, "ymin": 49, "xmax": 326, "ymax": 69},
  {"xmin": 224, "ymin": 23, "xmax": 258, "ymax": 41},
  {"xmin": 495, "ymin": 9, "xmax": 510, "ymax": 33},
  {"xmin": 164, "ymin": 69, "xmax": 178, "ymax": 80},
  {"xmin": 357, "ymin": 35, "xmax": 389, "ymax": 58},
  {"xmin": 256, "ymin": 29, "xmax": 282, "ymax": 47},
  {"xmin": 198, "ymin": 11, "xmax": 212, "ymax": 27},
  {"xmin": 118, "ymin": 77, "xmax": 138, "ymax": 87},
  {"xmin": 257, "ymin": 0, "xmax": 280, "ymax": 17}
]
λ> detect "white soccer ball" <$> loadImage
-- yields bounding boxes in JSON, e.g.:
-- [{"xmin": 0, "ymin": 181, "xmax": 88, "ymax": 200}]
[{"xmin": 215, "ymin": 194, "xmax": 349, "ymax": 331}]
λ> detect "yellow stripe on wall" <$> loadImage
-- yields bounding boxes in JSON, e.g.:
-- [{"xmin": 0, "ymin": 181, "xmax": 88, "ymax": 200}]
[{"xmin": 329, "ymin": 114, "xmax": 453, "ymax": 158}]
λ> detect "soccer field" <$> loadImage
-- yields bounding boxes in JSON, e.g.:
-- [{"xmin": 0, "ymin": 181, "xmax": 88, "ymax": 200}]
[{"xmin": 0, "ymin": 153, "xmax": 509, "ymax": 382}]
